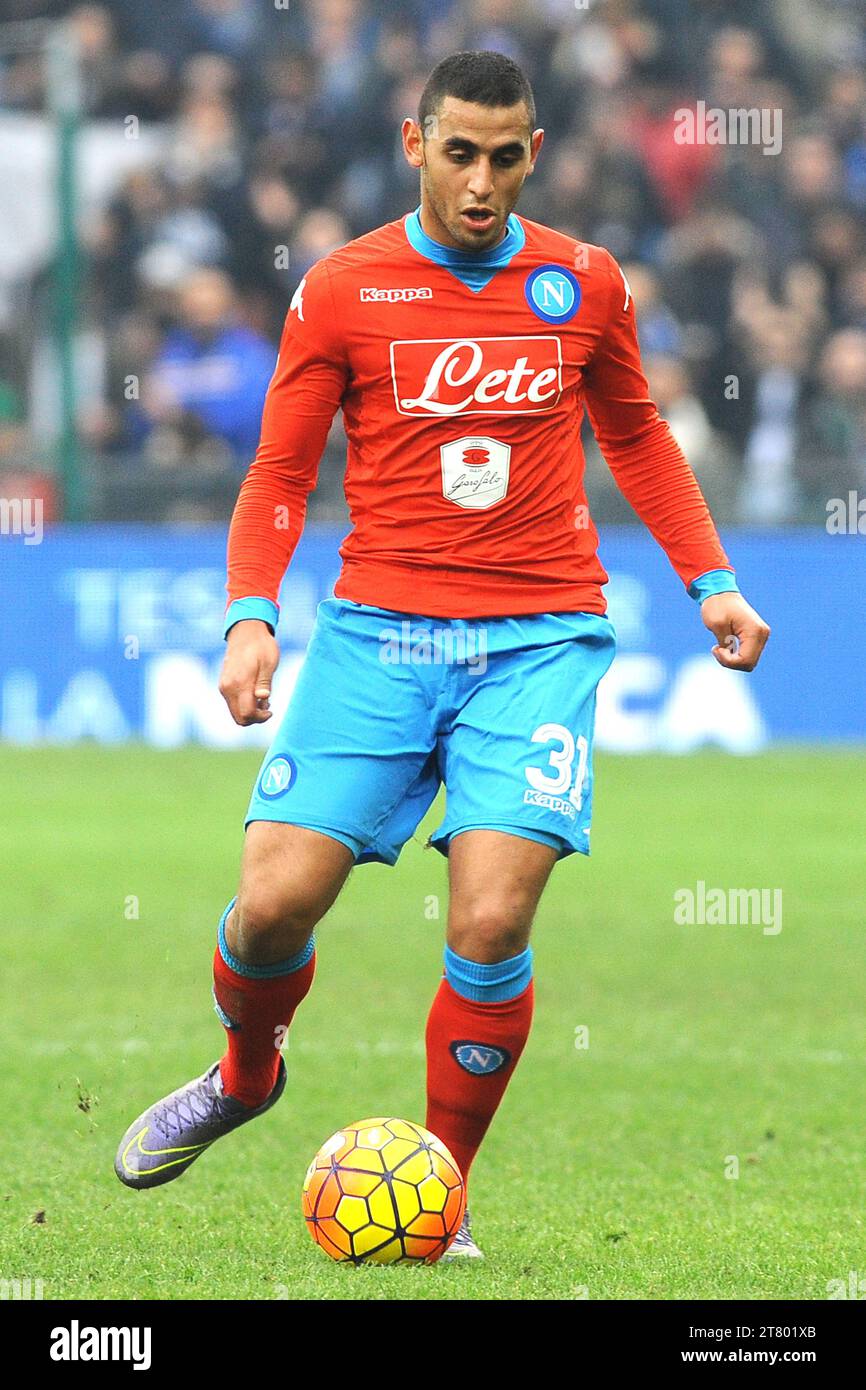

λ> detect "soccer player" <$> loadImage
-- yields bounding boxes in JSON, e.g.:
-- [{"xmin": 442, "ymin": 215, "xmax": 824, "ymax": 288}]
[{"xmin": 115, "ymin": 51, "xmax": 770, "ymax": 1258}]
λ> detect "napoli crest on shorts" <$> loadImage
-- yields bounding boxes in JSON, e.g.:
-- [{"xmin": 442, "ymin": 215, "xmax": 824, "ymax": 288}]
[
  {"xmin": 258, "ymin": 754, "xmax": 297, "ymax": 800},
  {"xmin": 450, "ymin": 1040, "xmax": 512, "ymax": 1075},
  {"xmin": 524, "ymin": 264, "xmax": 582, "ymax": 324}
]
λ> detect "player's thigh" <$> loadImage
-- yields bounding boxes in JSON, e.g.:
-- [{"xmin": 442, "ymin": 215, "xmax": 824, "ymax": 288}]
[
  {"xmin": 245, "ymin": 598, "xmax": 437, "ymax": 856},
  {"xmin": 446, "ymin": 828, "xmax": 559, "ymax": 962}
]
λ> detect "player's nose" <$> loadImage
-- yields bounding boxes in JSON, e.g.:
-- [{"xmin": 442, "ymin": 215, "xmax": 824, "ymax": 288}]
[{"xmin": 466, "ymin": 158, "xmax": 494, "ymax": 197}]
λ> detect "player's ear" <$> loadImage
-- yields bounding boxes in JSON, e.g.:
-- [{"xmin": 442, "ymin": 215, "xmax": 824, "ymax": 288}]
[
  {"xmin": 527, "ymin": 127, "xmax": 545, "ymax": 174},
  {"xmin": 402, "ymin": 117, "xmax": 424, "ymax": 169}
]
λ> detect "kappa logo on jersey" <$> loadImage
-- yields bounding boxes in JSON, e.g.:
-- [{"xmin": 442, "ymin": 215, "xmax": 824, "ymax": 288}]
[
  {"xmin": 619, "ymin": 265, "xmax": 633, "ymax": 311},
  {"xmin": 360, "ymin": 286, "xmax": 433, "ymax": 302},
  {"xmin": 391, "ymin": 336, "xmax": 562, "ymax": 417},
  {"xmin": 524, "ymin": 265, "xmax": 582, "ymax": 325},
  {"xmin": 450, "ymin": 1041, "xmax": 512, "ymax": 1075},
  {"xmin": 258, "ymin": 754, "xmax": 297, "ymax": 799},
  {"xmin": 289, "ymin": 277, "xmax": 307, "ymax": 322}
]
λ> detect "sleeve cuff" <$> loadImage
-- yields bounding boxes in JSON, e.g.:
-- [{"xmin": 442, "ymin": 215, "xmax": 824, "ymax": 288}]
[
  {"xmin": 224, "ymin": 597, "xmax": 280, "ymax": 639},
  {"xmin": 687, "ymin": 569, "xmax": 740, "ymax": 603}
]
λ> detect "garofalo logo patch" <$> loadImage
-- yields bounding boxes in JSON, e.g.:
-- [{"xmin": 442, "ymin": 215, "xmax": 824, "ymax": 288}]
[
  {"xmin": 50, "ymin": 1321, "xmax": 152, "ymax": 1371},
  {"xmin": 450, "ymin": 1041, "xmax": 511, "ymax": 1075}
]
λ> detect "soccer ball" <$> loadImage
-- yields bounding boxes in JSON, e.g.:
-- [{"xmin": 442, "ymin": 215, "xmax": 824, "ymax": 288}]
[{"xmin": 302, "ymin": 1117, "xmax": 466, "ymax": 1264}]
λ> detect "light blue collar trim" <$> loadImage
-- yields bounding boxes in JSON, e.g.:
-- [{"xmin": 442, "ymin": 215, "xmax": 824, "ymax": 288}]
[{"xmin": 405, "ymin": 206, "xmax": 525, "ymax": 293}]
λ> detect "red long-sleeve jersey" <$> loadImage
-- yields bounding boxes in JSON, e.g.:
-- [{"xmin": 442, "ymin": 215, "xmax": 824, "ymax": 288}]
[{"xmin": 226, "ymin": 209, "xmax": 732, "ymax": 621}]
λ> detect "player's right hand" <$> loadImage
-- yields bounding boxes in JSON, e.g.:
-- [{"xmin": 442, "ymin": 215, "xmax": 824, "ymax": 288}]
[{"xmin": 219, "ymin": 620, "xmax": 280, "ymax": 725}]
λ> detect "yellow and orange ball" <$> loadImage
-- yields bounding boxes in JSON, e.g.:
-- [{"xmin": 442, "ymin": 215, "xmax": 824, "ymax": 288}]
[{"xmin": 302, "ymin": 1117, "xmax": 466, "ymax": 1264}]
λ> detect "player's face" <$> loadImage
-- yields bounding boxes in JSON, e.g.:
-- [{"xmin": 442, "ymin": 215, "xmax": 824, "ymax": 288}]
[{"xmin": 403, "ymin": 97, "xmax": 544, "ymax": 252}]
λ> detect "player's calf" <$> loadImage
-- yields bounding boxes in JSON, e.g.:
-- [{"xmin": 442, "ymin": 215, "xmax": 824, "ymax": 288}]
[
  {"xmin": 211, "ymin": 826, "xmax": 353, "ymax": 1105},
  {"xmin": 425, "ymin": 830, "xmax": 553, "ymax": 1189}
]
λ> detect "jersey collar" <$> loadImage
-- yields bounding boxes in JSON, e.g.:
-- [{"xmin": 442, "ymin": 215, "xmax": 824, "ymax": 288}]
[{"xmin": 404, "ymin": 205, "xmax": 526, "ymax": 293}]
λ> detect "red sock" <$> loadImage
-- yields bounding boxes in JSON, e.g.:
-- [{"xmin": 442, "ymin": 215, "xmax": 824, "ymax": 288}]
[
  {"xmin": 212, "ymin": 942, "xmax": 316, "ymax": 1107},
  {"xmin": 425, "ymin": 976, "xmax": 534, "ymax": 1185}
]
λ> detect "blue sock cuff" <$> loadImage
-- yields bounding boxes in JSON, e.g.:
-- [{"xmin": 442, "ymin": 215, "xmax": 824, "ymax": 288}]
[
  {"xmin": 443, "ymin": 945, "xmax": 533, "ymax": 1002},
  {"xmin": 217, "ymin": 897, "xmax": 315, "ymax": 978}
]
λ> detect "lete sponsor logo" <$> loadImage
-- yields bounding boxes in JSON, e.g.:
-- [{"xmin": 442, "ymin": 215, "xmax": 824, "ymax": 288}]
[{"xmin": 390, "ymin": 335, "xmax": 562, "ymax": 416}]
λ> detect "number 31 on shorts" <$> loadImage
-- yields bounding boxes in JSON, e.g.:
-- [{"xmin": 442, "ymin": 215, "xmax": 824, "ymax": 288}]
[{"xmin": 525, "ymin": 723, "xmax": 589, "ymax": 811}]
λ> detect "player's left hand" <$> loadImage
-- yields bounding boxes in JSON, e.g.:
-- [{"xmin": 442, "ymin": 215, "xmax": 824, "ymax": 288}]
[{"xmin": 701, "ymin": 592, "xmax": 770, "ymax": 672}]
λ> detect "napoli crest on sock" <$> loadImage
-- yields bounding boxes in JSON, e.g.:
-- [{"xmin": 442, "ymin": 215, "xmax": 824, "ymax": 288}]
[
  {"xmin": 212, "ymin": 989, "xmax": 240, "ymax": 1031},
  {"xmin": 450, "ymin": 1040, "xmax": 511, "ymax": 1075}
]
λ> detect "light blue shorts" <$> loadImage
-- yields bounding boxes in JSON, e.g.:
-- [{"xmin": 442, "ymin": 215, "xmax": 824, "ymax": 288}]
[{"xmin": 246, "ymin": 598, "xmax": 616, "ymax": 865}]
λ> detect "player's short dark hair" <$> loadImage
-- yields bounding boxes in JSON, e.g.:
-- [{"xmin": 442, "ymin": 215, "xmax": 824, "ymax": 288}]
[{"xmin": 418, "ymin": 51, "xmax": 536, "ymax": 135}]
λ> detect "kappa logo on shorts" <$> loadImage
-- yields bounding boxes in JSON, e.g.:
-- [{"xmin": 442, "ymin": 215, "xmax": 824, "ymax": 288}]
[
  {"xmin": 258, "ymin": 754, "xmax": 297, "ymax": 800},
  {"xmin": 450, "ymin": 1041, "xmax": 512, "ymax": 1075},
  {"xmin": 523, "ymin": 788, "xmax": 577, "ymax": 819}
]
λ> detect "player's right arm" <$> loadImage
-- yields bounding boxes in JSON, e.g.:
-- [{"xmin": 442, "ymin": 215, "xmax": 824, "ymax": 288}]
[{"xmin": 220, "ymin": 261, "xmax": 349, "ymax": 726}]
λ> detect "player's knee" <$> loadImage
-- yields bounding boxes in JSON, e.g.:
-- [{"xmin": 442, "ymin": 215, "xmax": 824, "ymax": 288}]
[
  {"xmin": 448, "ymin": 900, "xmax": 531, "ymax": 963},
  {"xmin": 234, "ymin": 824, "xmax": 349, "ymax": 954},
  {"xmin": 233, "ymin": 881, "xmax": 320, "ymax": 955}
]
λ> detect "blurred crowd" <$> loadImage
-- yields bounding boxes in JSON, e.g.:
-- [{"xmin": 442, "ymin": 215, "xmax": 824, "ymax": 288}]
[{"xmin": 1, "ymin": 0, "xmax": 865, "ymax": 525}]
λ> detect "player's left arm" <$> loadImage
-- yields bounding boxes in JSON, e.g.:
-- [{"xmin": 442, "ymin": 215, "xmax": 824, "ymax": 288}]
[{"xmin": 582, "ymin": 248, "xmax": 770, "ymax": 672}]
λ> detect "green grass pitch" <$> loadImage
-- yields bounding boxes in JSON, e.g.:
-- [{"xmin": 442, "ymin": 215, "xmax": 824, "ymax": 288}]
[{"xmin": 1, "ymin": 745, "xmax": 864, "ymax": 1301}]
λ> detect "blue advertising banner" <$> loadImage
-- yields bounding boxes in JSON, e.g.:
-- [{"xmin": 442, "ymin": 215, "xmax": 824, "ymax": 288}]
[{"xmin": 0, "ymin": 526, "xmax": 863, "ymax": 749}]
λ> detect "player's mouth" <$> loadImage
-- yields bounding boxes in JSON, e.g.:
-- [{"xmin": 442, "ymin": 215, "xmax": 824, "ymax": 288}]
[{"xmin": 460, "ymin": 207, "xmax": 497, "ymax": 234}]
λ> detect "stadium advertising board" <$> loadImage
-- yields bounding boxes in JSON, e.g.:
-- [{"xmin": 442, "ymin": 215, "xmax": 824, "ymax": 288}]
[{"xmin": 1, "ymin": 527, "xmax": 862, "ymax": 748}]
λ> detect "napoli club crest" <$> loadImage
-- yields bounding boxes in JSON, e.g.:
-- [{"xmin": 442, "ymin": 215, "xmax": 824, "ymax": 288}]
[
  {"xmin": 450, "ymin": 1040, "xmax": 512, "ymax": 1075},
  {"xmin": 524, "ymin": 265, "xmax": 582, "ymax": 324},
  {"xmin": 258, "ymin": 755, "xmax": 297, "ymax": 799}
]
